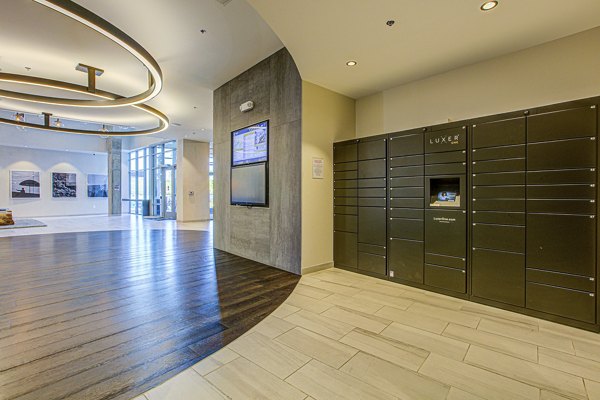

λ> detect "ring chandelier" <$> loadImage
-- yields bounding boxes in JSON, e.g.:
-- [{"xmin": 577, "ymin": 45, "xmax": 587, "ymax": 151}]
[{"xmin": 0, "ymin": 0, "xmax": 169, "ymax": 136}]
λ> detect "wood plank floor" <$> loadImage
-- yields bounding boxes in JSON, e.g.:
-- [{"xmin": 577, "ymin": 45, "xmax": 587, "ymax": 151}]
[{"xmin": 0, "ymin": 230, "xmax": 300, "ymax": 400}]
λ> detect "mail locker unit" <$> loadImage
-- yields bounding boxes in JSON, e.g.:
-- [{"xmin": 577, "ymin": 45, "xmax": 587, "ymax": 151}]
[
  {"xmin": 333, "ymin": 139, "xmax": 359, "ymax": 271},
  {"xmin": 357, "ymin": 135, "xmax": 388, "ymax": 277},
  {"xmin": 423, "ymin": 125, "xmax": 468, "ymax": 294},
  {"xmin": 388, "ymin": 129, "xmax": 425, "ymax": 284},
  {"xmin": 471, "ymin": 117, "xmax": 527, "ymax": 307},
  {"xmin": 525, "ymin": 105, "xmax": 598, "ymax": 324}
]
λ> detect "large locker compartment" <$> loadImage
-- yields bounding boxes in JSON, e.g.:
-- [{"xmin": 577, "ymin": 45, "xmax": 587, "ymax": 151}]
[
  {"xmin": 333, "ymin": 140, "xmax": 359, "ymax": 271},
  {"xmin": 357, "ymin": 136, "xmax": 388, "ymax": 277},
  {"xmin": 424, "ymin": 126, "xmax": 468, "ymax": 294},
  {"xmin": 471, "ymin": 117, "xmax": 526, "ymax": 307},
  {"xmin": 526, "ymin": 106, "xmax": 598, "ymax": 324},
  {"xmin": 388, "ymin": 129, "xmax": 424, "ymax": 283}
]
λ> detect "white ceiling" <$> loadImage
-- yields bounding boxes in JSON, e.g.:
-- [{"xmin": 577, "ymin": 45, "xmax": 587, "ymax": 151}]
[
  {"xmin": 0, "ymin": 0, "xmax": 283, "ymax": 143},
  {"xmin": 247, "ymin": 0, "xmax": 600, "ymax": 99}
]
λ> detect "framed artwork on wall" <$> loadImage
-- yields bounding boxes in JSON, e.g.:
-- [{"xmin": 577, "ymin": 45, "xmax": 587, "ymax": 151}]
[
  {"xmin": 52, "ymin": 173, "xmax": 77, "ymax": 198},
  {"xmin": 87, "ymin": 174, "xmax": 108, "ymax": 198},
  {"xmin": 10, "ymin": 171, "xmax": 41, "ymax": 198}
]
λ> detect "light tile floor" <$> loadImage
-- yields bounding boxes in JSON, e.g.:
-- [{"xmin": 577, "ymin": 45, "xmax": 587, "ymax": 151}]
[{"xmin": 138, "ymin": 268, "xmax": 600, "ymax": 400}]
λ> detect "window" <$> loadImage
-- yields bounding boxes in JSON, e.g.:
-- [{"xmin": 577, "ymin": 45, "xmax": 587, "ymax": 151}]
[{"xmin": 128, "ymin": 141, "xmax": 177, "ymax": 216}]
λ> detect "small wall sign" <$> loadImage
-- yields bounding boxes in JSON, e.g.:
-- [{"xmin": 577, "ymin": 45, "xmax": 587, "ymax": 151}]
[{"xmin": 312, "ymin": 158, "xmax": 324, "ymax": 179}]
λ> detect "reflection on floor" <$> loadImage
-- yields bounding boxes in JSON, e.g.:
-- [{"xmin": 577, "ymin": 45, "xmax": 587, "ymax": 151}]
[
  {"xmin": 0, "ymin": 229, "xmax": 299, "ymax": 400},
  {"xmin": 0, "ymin": 214, "xmax": 211, "ymax": 238},
  {"xmin": 139, "ymin": 268, "xmax": 600, "ymax": 400}
]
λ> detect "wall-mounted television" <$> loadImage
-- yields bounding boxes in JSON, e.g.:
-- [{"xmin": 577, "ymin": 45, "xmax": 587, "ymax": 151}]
[
  {"xmin": 231, "ymin": 120, "xmax": 269, "ymax": 207},
  {"xmin": 232, "ymin": 120, "xmax": 268, "ymax": 166},
  {"xmin": 231, "ymin": 163, "xmax": 268, "ymax": 207}
]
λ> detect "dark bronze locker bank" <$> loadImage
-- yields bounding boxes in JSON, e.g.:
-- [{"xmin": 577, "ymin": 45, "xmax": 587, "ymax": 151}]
[{"xmin": 333, "ymin": 97, "xmax": 599, "ymax": 331}]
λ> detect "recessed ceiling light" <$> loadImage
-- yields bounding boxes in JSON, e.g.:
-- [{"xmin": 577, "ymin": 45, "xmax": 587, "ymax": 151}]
[
  {"xmin": 480, "ymin": 1, "xmax": 498, "ymax": 11},
  {"xmin": 346, "ymin": 61, "xmax": 357, "ymax": 67}
]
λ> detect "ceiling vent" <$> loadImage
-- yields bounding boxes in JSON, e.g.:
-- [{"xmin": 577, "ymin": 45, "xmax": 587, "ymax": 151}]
[{"xmin": 215, "ymin": 0, "xmax": 233, "ymax": 5}]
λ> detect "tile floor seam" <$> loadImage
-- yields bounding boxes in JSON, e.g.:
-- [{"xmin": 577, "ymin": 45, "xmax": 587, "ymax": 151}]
[{"xmin": 463, "ymin": 347, "xmax": 587, "ymax": 399}]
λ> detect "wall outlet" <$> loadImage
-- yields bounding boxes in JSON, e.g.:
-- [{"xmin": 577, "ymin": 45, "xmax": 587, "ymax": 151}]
[{"xmin": 389, "ymin": 270, "xmax": 395, "ymax": 278}]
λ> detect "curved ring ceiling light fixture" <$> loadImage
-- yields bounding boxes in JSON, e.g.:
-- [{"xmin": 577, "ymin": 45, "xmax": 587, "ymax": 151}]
[
  {"xmin": 0, "ymin": 0, "xmax": 163, "ymax": 108},
  {"xmin": 0, "ymin": 0, "xmax": 169, "ymax": 135}
]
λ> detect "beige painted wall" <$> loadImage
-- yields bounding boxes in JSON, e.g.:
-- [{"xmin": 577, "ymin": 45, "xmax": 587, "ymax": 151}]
[
  {"xmin": 176, "ymin": 139, "xmax": 210, "ymax": 222},
  {"xmin": 356, "ymin": 26, "xmax": 600, "ymax": 136},
  {"xmin": 301, "ymin": 81, "xmax": 355, "ymax": 271}
]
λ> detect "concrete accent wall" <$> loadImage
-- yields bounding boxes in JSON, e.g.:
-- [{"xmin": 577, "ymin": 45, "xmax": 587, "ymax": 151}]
[
  {"xmin": 301, "ymin": 82, "xmax": 355, "ymax": 272},
  {"xmin": 213, "ymin": 48, "xmax": 302, "ymax": 274},
  {"xmin": 0, "ymin": 145, "xmax": 108, "ymax": 218},
  {"xmin": 356, "ymin": 27, "xmax": 600, "ymax": 136},
  {"xmin": 107, "ymin": 138, "xmax": 122, "ymax": 215},
  {"xmin": 176, "ymin": 139, "xmax": 210, "ymax": 222}
]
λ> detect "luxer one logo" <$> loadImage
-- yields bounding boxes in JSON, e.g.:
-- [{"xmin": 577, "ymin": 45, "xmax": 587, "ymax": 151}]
[{"xmin": 430, "ymin": 134, "xmax": 461, "ymax": 146}]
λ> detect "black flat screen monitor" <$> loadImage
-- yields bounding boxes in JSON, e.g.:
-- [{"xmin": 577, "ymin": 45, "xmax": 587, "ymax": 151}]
[
  {"xmin": 232, "ymin": 120, "xmax": 268, "ymax": 166},
  {"xmin": 231, "ymin": 163, "xmax": 268, "ymax": 207}
]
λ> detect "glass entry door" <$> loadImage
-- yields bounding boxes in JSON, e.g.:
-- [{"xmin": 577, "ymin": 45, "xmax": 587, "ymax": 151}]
[
  {"xmin": 164, "ymin": 167, "xmax": 176, "ymax": 219},
  {"xmin": 153, "ymin": 166, "xmax": 176, "ymax": 219}
]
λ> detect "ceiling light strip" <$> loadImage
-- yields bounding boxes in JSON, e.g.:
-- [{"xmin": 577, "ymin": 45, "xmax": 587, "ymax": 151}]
[
  {"xmin": 0, "ymin": 85, "xmax": 169, "ymax": 136},
  {"xmin": 0, "ymin": 0, "xmax": 163, "ymax": 108}
]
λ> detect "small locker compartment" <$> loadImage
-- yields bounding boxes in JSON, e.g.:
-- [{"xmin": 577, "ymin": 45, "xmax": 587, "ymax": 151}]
[
  {"xmin": 526, "ymin": 282, "xmax": 596, "ymax": 324},
  {"xmin": 473, "ymin": 198, "xmax": 525, "ymax": 212},
  {"xmin": 358, "ymin": 188, "xmax": 387, "ymax": 198},
  {"xmin": 389, "ymin": 239, "xmax": 424, "ymax": 283},
  {"xmin": 334, "ymin": 141, "xmax": 358, "ymax": 163},
  {"xmin": 390, "ymin": 208, "xmax": 424, "ymax": 219},
  {"xmin": 526, "ymin": 214, "xmax": 596, "ymax": 277},
  {"xmin": 334, "ymin": 188, "xmax": 358, "ymax": 197},
  {"xmin": 424, "ymin": 264, "xmax": 466, "ymax": 293},
  {"xmin": 334, "ymin": 206, "xmax": 357, "ymax": 215},
  {"xmin": 472, "ymin": 248, "xmax": 525, "ymax": 306},
  {"xmin": 527, "ymin": 184, "xmax": 596, "ymax": 199},
  {"xmin": 390, "ymin": 165, "xmax": 423, "ymax": 178},
  {"xmin": 425, "ymin": 151, "xmax": 466, "ymax": 165},
  {"xmin": 358, "ymin": 252, "xmax": 387, "ymax": 275},
  {"xmin": 473, "ymin": 185, "xmax": 525, "ymax": 199},
  {"xmin": 472, "ymin": 211, "xmax": 525, "ymax": 226},
  {"xmin": 358, "ymin": 207, "xmax": 387, "ymax": 246},
  {"xmin": 389, "ymin": 218, "xmax": 423, "ymax": 241},
  {"xmin": 359, "ymin": 137, "xmax": 387, "ymax": 160},
  {"xmin": 473, "ymin": 172, "xmax": 525, "ymax": 186},
  {"xmin": 358, "ymin": 178, "xmax": 387, "ymax": 188},
  {"xmin": 333, "ymin": 214, "xmax": 357, "ymax": 233},
  {"xmin": 334, "ymin": 231, "xmax": 357, "ymax": 269},
  {"xmin": 528, "ymin": 138, "xmax": 596, "ymax": 171},
  {"xmin": 390, "ymin": 176, "xmax": 424, "ymax": 187},
  {"xmin": 358, "ymin": 159, "xmax": 387, "ymax": 179},
  {"xmin": 472, "ymin": 223, "xmax": 525, "ymax": 253},
  {"xmin": 472, "ymin": 158, "xmax": 526, "ymax": 174},
  {"xmin": 528, "ymin": 106, "xmax": 597, "ymax": 142},
  {"xmin": 389, "ymin": 131, "xmax": 423, "ymax": 157},
  {"xmin": 472, "ymin": 117, "xmax": 526, "ymax": 148},
  {"xmin": 334, "ymin": 162, "xmax": 357, "ymax": 172},
  {"xmin": 472, "ymin": 145, "xmax": 525, "ymax": 162},
  {"xmin": 334, "ymin": 170, "xmax": 358, "ymax": 180},
  {"xmin": 390, "ymin": 155, "xmax": 423, "ymax": 167},
  {"xmin": 527, "ymin": 169, "xmax": 596, "ymax": 185},
  {"xmin": 425, "ymin": 163, "xmax": 466, "ymax": 176},
  {"xmin": 390, "ymin": 186, "xmax": 424, "ymax": 198},
  {"xmin": 358, "ymin": 197, "xmax": 386, "ymax": 207},
  {"xmin": 425, "ymin": 209, "xmax": 466, "ymax": 259},
  {"xmin": 390, "ymin": 198, "xmax": 424, "ymax": 208}
]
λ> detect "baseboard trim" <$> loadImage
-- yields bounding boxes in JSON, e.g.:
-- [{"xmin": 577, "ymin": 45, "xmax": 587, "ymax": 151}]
[{"xmin": 302, "ymin": 262, "xmax": 333, "ymax": 275}]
